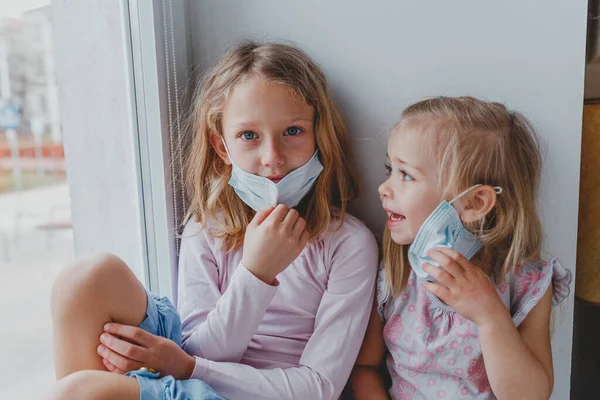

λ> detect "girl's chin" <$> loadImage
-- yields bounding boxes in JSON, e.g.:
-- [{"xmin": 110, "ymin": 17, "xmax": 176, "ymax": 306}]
[{"xmin": 389, "ymin": 231, "xmax": 415, "ymax": 246}]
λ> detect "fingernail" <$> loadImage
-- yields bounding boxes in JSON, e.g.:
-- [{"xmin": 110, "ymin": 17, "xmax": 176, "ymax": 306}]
[
  {"xmin": 104, "ymin": 323, "xmax": 112, "ymax": 331},
  {"xmin": 98, "ymin": 345, "xmax": 105, "ymax": 354},
  {"xmin": 100, "ymin": 333, "xmax": 107, "ymax": 342}
]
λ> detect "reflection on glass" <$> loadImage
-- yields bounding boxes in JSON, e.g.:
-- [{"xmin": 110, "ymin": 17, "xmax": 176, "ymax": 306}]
[{"xmin": 0, "ymin": 1, "xmax": 73, "ymax": 398}]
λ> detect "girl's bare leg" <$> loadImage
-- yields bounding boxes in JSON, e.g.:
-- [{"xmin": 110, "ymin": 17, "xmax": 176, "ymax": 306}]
[
  {"xmin": 45, "ymin": 370, "xmax": 139, "ymax": 400},
  {"xmin": 50, "ymin": 253, "xmax": 148, "ymax": 379}
]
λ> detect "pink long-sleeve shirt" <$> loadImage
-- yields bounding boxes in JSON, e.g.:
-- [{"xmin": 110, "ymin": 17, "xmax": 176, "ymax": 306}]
[{"xmin": 177, "ymin": 212, "xmax": 378, "ymax": 400}]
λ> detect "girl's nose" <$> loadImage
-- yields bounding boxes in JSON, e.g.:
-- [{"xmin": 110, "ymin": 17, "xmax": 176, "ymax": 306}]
[
  {"xmin": 262, "ymin": 140, "xmax": 285, "ymax": 167},
  {"xmin": 378, "ymin": 179, "xmax": 394, "ymax": 199}
]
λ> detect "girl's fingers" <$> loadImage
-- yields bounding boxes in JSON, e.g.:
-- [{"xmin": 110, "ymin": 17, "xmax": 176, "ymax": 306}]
[
  {"xmin": 251, "ymin": 207, "xmax": 275, "ymax": 226},
  {"xmin": 103, "ymin": 323, "xmax": 153, "ymax": 347},
  {"xmin": 100, "ymin": 332, "xmax": 147, "ymax": 362},
  {"xmin": 423, "ymin": 281, "xmax": 451, "ymax": 302},
  {"xmin": 422, "ymin": 263, "xmax": 454, "ymax": 288},
  {"xmin": 292, "ymin": 216, "xmax": 306, "ymax": 239},
  {"xmin": 102, "ymin": 358, "xmax": 126, "ymax": 375},
  {"xmin": 427, "ymin": 248, "xmax": 465, "ymax": 278},
  {"xmin": 97, "ymin": 344, "xmax": 143, "ymax": 373},
  {"xmin": 282, "ymin": 208, "xmax": 300, "ymax": 230},
  {"xmin": 436, "ymin": 247, "xmax": 473, "ymax": 271},
  {"xmin": 266, "ymin": 204, "xmax": 289, "ymax": 223}
]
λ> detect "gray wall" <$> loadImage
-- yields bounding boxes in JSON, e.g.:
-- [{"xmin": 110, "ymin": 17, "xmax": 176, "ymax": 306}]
[{"xmin": 187, "ymin": 1, "xmax": 587, "ymax": 398}]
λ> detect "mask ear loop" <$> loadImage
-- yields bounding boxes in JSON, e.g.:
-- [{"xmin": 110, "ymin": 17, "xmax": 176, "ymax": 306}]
[
  {"xmin": 450, "ymin": 185, "xmax": 503, "ymax": 232},
  {"xmin": 449, "ymin": 184, "xmax": 482, "ymax": 205},
  {"xmin": 220, "ymin": 137, "xmax": 237, "ymax": 167},
  {"xmin": 478, "ymin": 186, "xmax": 503, "ymax": 233}
]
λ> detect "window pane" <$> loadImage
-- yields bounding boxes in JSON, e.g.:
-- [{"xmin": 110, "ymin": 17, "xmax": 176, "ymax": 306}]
[{"xmin": 0, "ymin": 2, "xmax": 73, "ymax": 398}]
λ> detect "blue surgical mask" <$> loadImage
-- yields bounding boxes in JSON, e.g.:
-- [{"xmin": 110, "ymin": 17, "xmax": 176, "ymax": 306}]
[
  {"xmin": 224, "ymin": 142, "xmax": 323, "ymax": 211},
  {"xmin": 407, "ymin": 184, "xmax": 502, "ymax": 280}
]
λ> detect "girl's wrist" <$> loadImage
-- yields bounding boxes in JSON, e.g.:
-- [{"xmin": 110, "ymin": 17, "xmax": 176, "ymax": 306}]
[
  {"xmin": 241, "ymin": 259, "xmax": 277, "ymax": 284},
  {"xmin": 475, "ymin": 302, "xmax": 511, "ymax": 329},
  {"xmin": 184, "ymin": 354, "xmax": 196, "ymax": 380}
]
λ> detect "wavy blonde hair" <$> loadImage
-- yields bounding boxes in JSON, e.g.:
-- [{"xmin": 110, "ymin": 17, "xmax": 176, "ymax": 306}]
[
  {"xmin": 184, "ymin": 41, "xmax": 359, "ymax": 251},
  {"xmin": 384, "ymin": 96, "xmax": 544, "ymax": 294}
]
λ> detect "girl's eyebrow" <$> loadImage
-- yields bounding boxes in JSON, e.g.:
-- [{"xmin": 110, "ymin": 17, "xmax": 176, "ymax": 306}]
[
  {"xmin": 232, "ymin": 116, "xmax": 313, "ymax": 130},
  {"xmin": 386, "ymin": 153, "xmax": 423, "ymax": 173}
]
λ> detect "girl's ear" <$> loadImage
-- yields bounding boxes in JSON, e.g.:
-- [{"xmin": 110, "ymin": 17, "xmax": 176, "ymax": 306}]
[
  {"xmin": 458, "ymin": 185, "xmax": 497, "ymax": 223},
  {"xmin": 209, "ymin": 132, "xmax": 231, "ymax": 165}
]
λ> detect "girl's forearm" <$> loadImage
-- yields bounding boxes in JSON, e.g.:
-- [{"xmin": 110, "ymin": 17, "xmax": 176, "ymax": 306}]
[{"xmin": 478, "ymin": 311, "xmax": 551, "ymax": 400}]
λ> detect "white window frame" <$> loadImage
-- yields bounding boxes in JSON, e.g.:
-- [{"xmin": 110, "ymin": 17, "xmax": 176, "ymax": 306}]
[{"xmin": 124, "ymin": 0, "xmax": 190, "ymax": 302}]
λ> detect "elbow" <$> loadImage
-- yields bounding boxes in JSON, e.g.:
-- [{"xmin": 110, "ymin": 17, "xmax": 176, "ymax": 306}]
[
  {"xmin": 304, "ymin": 367, "xmax": 338, "ymax": 400},
  {"xmin": 496, "ymin": 372, "xmax": 553, "ymax": 400},
  {"xmin": 536, "ymin": 369, "xmax": 554, "ymax": 400}
]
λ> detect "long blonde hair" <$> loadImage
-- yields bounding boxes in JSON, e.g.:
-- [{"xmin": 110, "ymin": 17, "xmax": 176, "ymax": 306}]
[
  {"xmin": 184, "ymin": 41, "xmax": 359, "ymax": 251},
  {"xmin": 384, "ymin": 96, "xmax": 543, "ymax": 294}
]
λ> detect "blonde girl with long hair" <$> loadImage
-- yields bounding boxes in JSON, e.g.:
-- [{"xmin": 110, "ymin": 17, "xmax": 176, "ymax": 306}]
[
  {"xmin": 47, "ymin": 41, "xmax": 378, "ymax": 400},
  {"xmin": 351, "ymin": 97, "xmax": 571, "ymax": 400}
]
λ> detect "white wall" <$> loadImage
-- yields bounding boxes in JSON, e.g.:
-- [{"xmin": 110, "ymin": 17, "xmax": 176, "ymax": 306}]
[{"xmin": 187, "ymin": 1, "xmax": 587, "ymax": 398}]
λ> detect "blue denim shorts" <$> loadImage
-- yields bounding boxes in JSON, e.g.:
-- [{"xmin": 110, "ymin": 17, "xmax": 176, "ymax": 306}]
[{"xmin": 125, "ymin": 291, "xmax": 225, "ymax": 400}]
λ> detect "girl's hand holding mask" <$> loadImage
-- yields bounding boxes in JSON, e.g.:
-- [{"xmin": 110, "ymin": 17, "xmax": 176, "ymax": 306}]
[
  {"xmin": 242, "ymin": 204, "xmax": 310, "ymax": 284},
  {"xmin": 422, "ymin": 247, "xmax": 509, "ymax": 327}
]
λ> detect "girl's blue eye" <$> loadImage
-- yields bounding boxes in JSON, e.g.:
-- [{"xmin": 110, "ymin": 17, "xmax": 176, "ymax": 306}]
[
  {"xmin": 384, "ymin": 163, "xmax": 392, "ymax": 176},
  {"xmin": 241, "ymin": 131, "xmax": 257, "ymax": 141},
  {"xmin": 284, "ymin": 126, "xmax": 302, "ymax": 136},
  {"xmin": 401, "ymin": 170, "xmax": 414, "ymax": 181}
]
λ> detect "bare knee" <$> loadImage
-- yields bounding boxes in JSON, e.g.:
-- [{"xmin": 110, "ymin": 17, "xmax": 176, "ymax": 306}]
[
  {"xmin": 46, "ymin": 371, "xmax": 105, "ymax": 400},
  {"xmin": 50, "ymin": 253, "xmax": 135, "ymax": 319}
]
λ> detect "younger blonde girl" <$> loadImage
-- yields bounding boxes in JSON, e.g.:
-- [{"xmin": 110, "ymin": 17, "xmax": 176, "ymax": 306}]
[{"xmin": 352, "ymin": 96, "xmax": 571, "ymax": 400}]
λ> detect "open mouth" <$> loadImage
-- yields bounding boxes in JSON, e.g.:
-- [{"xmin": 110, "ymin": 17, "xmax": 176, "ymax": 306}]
[{"xmin": 389, "ymin": 212, "xmax": 406, "ymax": 222}]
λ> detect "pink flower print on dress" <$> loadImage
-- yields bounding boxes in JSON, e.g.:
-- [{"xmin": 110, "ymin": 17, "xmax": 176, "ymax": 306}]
[
  {"xmin": 437, "ymin": 389, "xmax": 446, "ymax": 398},
  {"xmin": 408, "ymin": 304, "xmax": 416, "ymax": 313},
  {"xmin": 416, "ymin": 325, "xmax": 425, "ymax": 334},
  {"xmin": 450, "ymin": 340, "xmax": 459, "ymax": 350},
  {"xmin": 516, "ymin": 267, "xmax": 543, "ymax": 297},
  {"xmin": 407, "ymin": 350, "xmax": 435, "ymax": 377},
  {"xmin": 447, "ymin": 358, "xmax": 457, "ymax": 366},
  {"xmin": 461, "ymin": 386, "xmax": 469, "ymax": 396},
  {"xmin": 416, "ymin": 294, "xmax": 434, "ymax": 329},
  {"xmin": 384, "ymin": 314, "xmax": 404, "ymax": 344},
  {"xmin": 454, "ymin": 315, "xmax": 477, "ymax": 339},
  {"xmin": 427, "ymin": 378, "xmax": 437, "ymax": 387},
  {"xmin": 440, "ymin": 373, "xmax": 449, "ymax": 381},
  {"xmin": 408, "ymin": 278, "xmax": 415, "ymax": 288},
  {"xmin": 396, "ymin": 379, "xmax": 417, "ymax": 400},
  {"xmin": 436, "ymin": 345, "xmax": 445, "ymax": 354},
  {"xmin": 456, "ymin": 368, "xmax": 465, "ymax": 376},
  {"xmin": 389, "ymin": 363, "xmax": 399, "ymax": 378},
  {"xmin": 467, "ymin": 357, "xmax": 492, "ymax": 393},
  {"xmin": 402, "ymin": 292, "xmax": 410, "ymax": 301},
  {"xmin": 498, "ymin": 283, "xmax": 508, "ymax": 295},
  {"xmin": 463, "ymin": 345, "xmax": 473, "ymax": 355}
]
